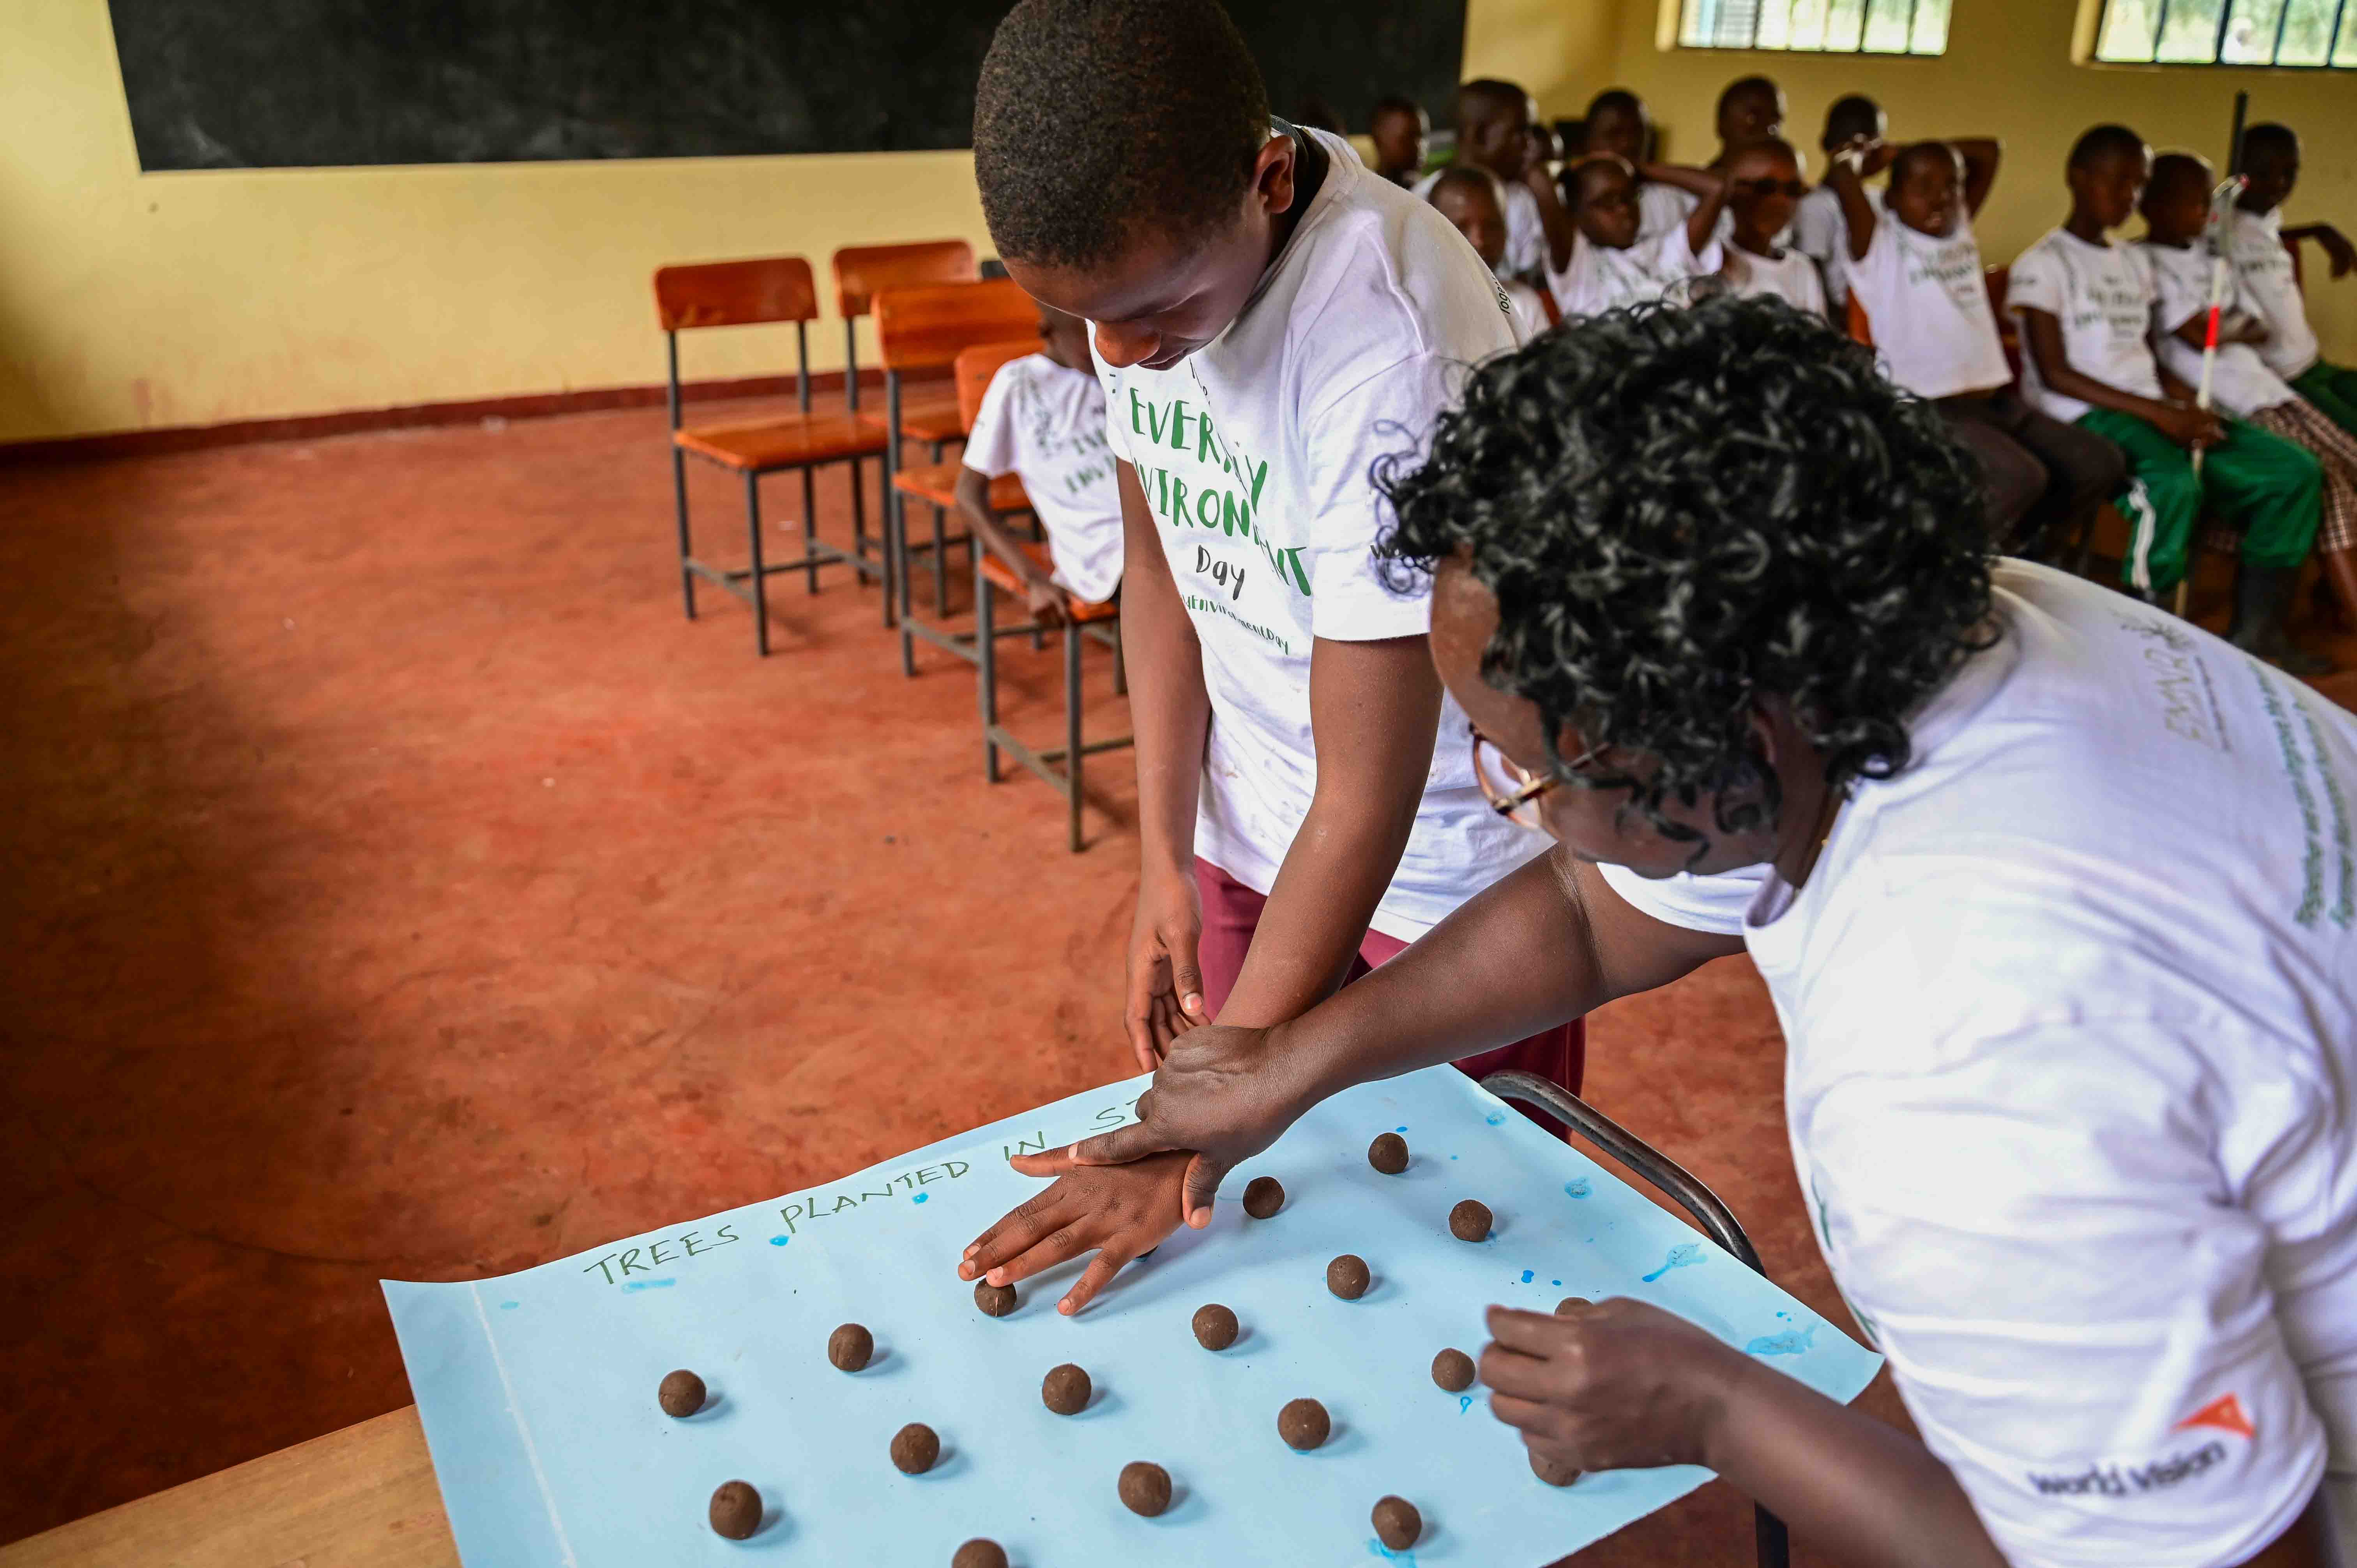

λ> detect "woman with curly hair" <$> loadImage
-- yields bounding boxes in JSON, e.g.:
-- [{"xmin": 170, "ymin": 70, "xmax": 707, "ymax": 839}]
[{"xmin": 968, "ymin": 297, "xmax": 2357, "ymax": 1565}]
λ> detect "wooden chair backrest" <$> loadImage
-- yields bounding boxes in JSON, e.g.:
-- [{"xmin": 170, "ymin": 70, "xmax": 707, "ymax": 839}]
[
  {"xmin": 954, "ymin": 339, "xmax": 1046, "ymax": 432},
  {"xmin": 653, "ymin": 256, "xmax": 818, "ymax": 331},
  {"xmin": 875, "ymin": 279, "xmax": 1039, "ymax": 374},
  {"xmin": 832, "ymin": 242, "xmax": 978, "ymax": 320},
  {"xmin": 1845, "ymin": 291, "xmax": 1873, "ymax": 347}
]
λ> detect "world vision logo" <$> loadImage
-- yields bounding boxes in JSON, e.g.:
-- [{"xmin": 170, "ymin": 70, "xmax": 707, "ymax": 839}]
[{"xmin": 2021, "ymin": 1393, "xmax": 2252, "ymax": 1499}]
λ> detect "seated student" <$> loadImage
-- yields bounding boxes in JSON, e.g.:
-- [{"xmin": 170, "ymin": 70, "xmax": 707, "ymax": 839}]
[
  {"xmin": 1367, "ymin": 95, "xmax": 1428, "ymax": 189},
  {"xmin": 1429, "ymin": 165, "xmax": 1554, "ymax": 342},
  {"xmin": 971, "ymin": 295, "xmax": 2357, "ymax": 1568},
  {"xmin": 2141, "ymin": 151, "xmax": 2357, "ymax": 665},
  {"xmin": 1832, "ymin": 133, "xmax": 2126, "ymax": 556},
  {"xmin": 1547, "ymin": 154, "xmax": 1728, "ymax": 319},
  {"xmin": 1415, "ymin": 79, "xmax": 1575, "ymax": 284},
  {"xmin": 1716, "ymin": 137, "xmax": 1825, "ymax": 315},
  {"xmin": 1629, "ymin": 75, "xmax": 1789, "ymax": 244},
  {"xmin": 2234, "ymin": 123, "xmax": 2357, "ymax": 435},
  {"xmin": 1579, "ymin": 87, "xmax": 1698, "ymax": 245},
  {"xmin": 2009, "ymin": 124, "xmax": 2320, "ymax": 667},
  {"xmin": 952, "ymin": 301, "xmax": 1124, "ymax": 625},
  {"xmin": 1791, "ymin": 94, "xmax": 1886, "ymax": 315}
]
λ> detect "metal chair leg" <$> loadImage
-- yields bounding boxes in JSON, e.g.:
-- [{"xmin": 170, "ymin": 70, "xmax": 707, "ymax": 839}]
[
  {"xmin": 932, "ymin": 502, "xmax": 949, "ymax": 613},
  {"xmin": 672, "ymin": 447, "xmax": 696, "ymax": 619},
  {"xmin": 1065, "ymin": 618, "xmax": 1084, "ymax": 852},
  {"xmin": 894, "ymin": 474, "xmax": 915, "ymax": 677},
  {"xmin": 801, "ymin": 467, "xmax": 820, "ymax": 595},
  {"xmin": 1481, "ymin": 1070, "xmax": 1791, "ymax": 1568},
  {"xmin": 744, "ymin": 470, "xmax": 769, "ymax": 658},
  {"xmin": 978, "ymin": 561, "xmax": 1001, "ymax": 783}
]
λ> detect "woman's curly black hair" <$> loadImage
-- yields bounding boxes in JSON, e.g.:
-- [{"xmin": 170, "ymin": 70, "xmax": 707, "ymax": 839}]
[{"xmin": 1376, "ymin": 294, "xmax": 1995, "ymax": 848}]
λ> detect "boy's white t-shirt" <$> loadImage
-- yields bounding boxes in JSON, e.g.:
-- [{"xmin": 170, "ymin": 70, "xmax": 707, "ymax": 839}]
[
  {"xmin": 1637, "ymin": 179, "xmax": 1697, "ymax": 240},
  {"xmin": 962, "ymin": 353, "xmax": 1125, "ymax": 604},
  {"xmin": 2138, "ymin": 238, "xmax": 2299, "ymax": 420},
  {"xmin": 1546, "ymin": 223, "xmax": 1723, "ymax": 319},
  {"xmin": 2227, "ymin": 207, "xmax": 2322, "ymax": 381},
  {"xmin": 1097, "ymin": 127, "xmax": 1545, "ymax": 941},
  {"xmin": 1720, "ymin": 244, "xmax": 1828, "ymax": 316},
  {"xmin": 1597, "ymin": 561, "xmax": 2357, "ymax": 1568},
  {"xmin": 1846, "ymin": 211, "xmax": 2013, "ymax": 400},
  {"xmin": 1791, "ymin": 182, "xmax": 1872, "ymax": 307},
  {"xmin": 1413, "ymin": 168, "xmax": 1548, "ymax": 279},
  {"xmin": 2007, "ymin": 228, "xmax": 2164, "ymax": 423},
  {"xmin": 1503, "ymin": 278, "xmax": 1552, "ymax": 343}
]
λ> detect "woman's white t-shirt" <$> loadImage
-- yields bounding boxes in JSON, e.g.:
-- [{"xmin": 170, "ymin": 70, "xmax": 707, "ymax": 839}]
[
  {"xmin": 2137, "ymin": 238, "xmax": 2299, "ymax": 420},
  {"xmin": 1720, "ymin": 244, "xmax": 1829, "ymax": 316},
  {"xmin": 1846, "ymin": 212, "xmax": 2013, "ymax": 400},
  {"xmin": 1546, "ymin": 224, "xmax": 1722, "ymax": 320},
  {"xmin": 1600, "ymin": 561, "xmax": 2357, "ymax": 1568},
  {"xmin": 962, "ymin": 353, "xmax": 1125, "ymax": 604},
  {"xmin": 1095, "ymin": 127, "xmax": 1544, "ymax": 941},
  {"xmin": 2227, "ymin": 207, "xmax": 2323, "ymax": 381},
  {"xmin": 2006, "ymin": 229, "xmax": 2163, "ymax": 423}
]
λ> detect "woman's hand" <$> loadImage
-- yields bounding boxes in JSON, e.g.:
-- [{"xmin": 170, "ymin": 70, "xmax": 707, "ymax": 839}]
[
  {"xmin": 957, "ymin": 1150, "xmax": 1191, "ymax": 1315},
  {"xmin": 1124, "ymin": 867, "xmax": 1207, "ymax": 1071},
  {"xmin": 1479, "ymin": 1299, "xmax": 1746, "ymax": 1474},
  {"xmin": 1061, "ymin": 1021, "xmax": 1323, "ymax": 1228}
]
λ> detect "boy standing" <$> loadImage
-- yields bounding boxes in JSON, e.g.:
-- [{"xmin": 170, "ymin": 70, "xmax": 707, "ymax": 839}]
[
  {"xmin": 1367, "ymin": 95, "xmax": 1428, "ymax": 189},
  {"xmin": 1429, "ymin": 166, "xmax": 1554, "ymax": 341},
  {"xmin": 953, "ymin": 302, "xmax": 1124, "ymax": 625},
  {"xmin": 1580, "ymin": 87, "xmax": 1698, "ymax": 246},
  {"xmin": 2008, "ymin": 124, "xmax": 2320, "ymax": 666},
  {"xmin": 1415, "ymin": 79, "xmax": 1576, "ymax": 282},
  {"xmin": 965, "ymin": 0, "xmax": 1580, "ymax": 1310},
  {"xmin": 2233, "ymin": 123, "xmax": 2357, "ymax": 434}
]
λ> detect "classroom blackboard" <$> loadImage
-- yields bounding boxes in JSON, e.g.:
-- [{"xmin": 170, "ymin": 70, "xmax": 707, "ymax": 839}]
[{"xmin": 107, "ymin": 0, "xmax": 1468, "ymax": 171}]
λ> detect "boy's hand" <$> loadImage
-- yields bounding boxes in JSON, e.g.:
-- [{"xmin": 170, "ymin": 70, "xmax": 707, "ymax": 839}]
[
  {"xmin": 1124, "ymin": 869, "xmax": 1207, "ymax": 1071},
  {"xmin": 1022, "ymin": 577, "xmax": 1069, "ymax": 628},
  {"xmin": 1479, "ymin": 1299, "xmax": 1746, "ymax": 1474},
  {"xmin": 2316, "ymin": 225, "xmax": 2356, "ymax": 279},
  {"xmin": 2156, "ymin": 403, "xmax": 2227, "ymax": 449},
  {"xmin": 957, "ymin": 1150, "xmax": 1191, "ymax": 1314}
]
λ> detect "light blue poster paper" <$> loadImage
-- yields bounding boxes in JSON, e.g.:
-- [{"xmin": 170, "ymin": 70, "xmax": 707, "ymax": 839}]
[{"xmin": 385, "ymin": 1067, "xmax": 1879, "ymax": 1565}]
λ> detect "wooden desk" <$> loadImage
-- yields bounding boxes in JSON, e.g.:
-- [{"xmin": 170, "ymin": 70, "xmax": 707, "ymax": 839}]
[{"xmin": 0, "ymin": 1407, "xmax": 458, "ymax": 1568}]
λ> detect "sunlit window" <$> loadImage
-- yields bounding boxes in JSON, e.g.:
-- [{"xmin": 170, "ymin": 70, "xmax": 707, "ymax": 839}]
[
  {"xmin": 1675, "ymin": 0, "xmax": 1953, "ymax": 53},
  {"xmin": 2093, "ymin": 0, "xmax": 2357, "ymax": 67}
]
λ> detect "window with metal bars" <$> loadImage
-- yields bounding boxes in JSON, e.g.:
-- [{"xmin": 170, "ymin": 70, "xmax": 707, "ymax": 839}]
[
  {"xmin": 2093, "ymin": 0, "xmax": 2357, "ymax": 65},
  {"xmin": 1676, "ymin": 0, "xmax": 1953, "ymax": 53}
]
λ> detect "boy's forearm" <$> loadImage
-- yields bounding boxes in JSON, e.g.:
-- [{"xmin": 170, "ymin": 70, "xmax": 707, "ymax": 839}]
[
  {"xmin": 954, "ymin": 474, "xmax": 1047, "ymax": 585},
  {"xmin": 1826, "ymin": 159, "xmax": 1878, "ymax": 260},
  {"xmin": 1113, "ymin": 462, "xmax": 1209, "ymax": 882},
  {"xmin": 1955, "ymin": 136, "xmax": 2002, "ymax": 214},
  {"xmin": 1523, "ymin": 167, "xmax": 1578, "ymax": 275}
]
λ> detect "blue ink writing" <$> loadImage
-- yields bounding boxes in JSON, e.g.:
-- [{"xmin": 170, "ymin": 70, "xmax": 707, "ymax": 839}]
[{"xmin": 1642, "ymin": 1243, "xmax": 1704, "ymax": 1283}]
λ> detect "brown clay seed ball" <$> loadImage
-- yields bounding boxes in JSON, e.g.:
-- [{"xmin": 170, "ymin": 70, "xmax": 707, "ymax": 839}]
[
  {"xmin": 1449, "ymin": 1199, "xmax": 1493, "ymax": 1242},
  {"xmin": 1191, "ymin": 1302, "xmax": 1239, "ymax": 1351},
  {"xmin": 952, "ymin": 1541, "xmax": 1009, "ymax": 1568},
  {"xmin": 891, "ymin": 1422, "xmax": 941, "ymax": 1475},
  {"xmin": 974, "ymin": 1280, "xmax": 1018, "ymax": 1317},
  {"xmin": 1042, "ymin": 1362, "xmax": 1092, "ymax": 1416},
  {"xmin": 708, "ymin": 1480, "xmax": 761, "ymax": 1540},
  {"xmin": 1530, "ymin": 1446, "xmax": 1583, "ymax": 1487},
  {"xmin": 658, "ymin": 1369, "xmax": 706, "ymax": 1418},
  {"xmin": 1431, "ymin": 1347, "xmax": 1475, "ymax": 1392},
  {"xmin": 1367, "ymin": 1132, "xmax": 1409, "ymax": 1174},
  {"xmin": 1118, "ymin": 1460, "xmax": 1172, "ymax": 1517},
  {"xmin": 1555, "ymin": 1296, "xmax": 1592, "ymax": 1317},
  {"xmin": 1372, "ymin": 1496, "xmax": 1423, "ymax": 1550},
  {"xmin": 828, "ymin": 1323, "xmax": 874, "ymax": 1372},
  {"xmin": 1278, "ymin": 1397, "xmax": 1331, "ymax": 1451},
  {"xmin": 1326, "ymin": 1254, "xmax": 1370, "ymax": 1300},
  {"xmin": 1242, "ymin": 1176, "xmax": 1285, "ymax": 1218}
]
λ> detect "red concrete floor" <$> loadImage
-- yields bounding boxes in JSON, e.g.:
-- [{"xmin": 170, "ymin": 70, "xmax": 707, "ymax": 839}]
[{"xmin": 2, "ymin": 399, "xmax": 2352, "ymax": 1561}]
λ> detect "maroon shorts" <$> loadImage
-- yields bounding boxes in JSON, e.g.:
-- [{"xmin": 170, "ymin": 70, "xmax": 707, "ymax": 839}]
[{"xmin": 1192, "ymin": 858, "xmax": 1585, "ymax": 1133}]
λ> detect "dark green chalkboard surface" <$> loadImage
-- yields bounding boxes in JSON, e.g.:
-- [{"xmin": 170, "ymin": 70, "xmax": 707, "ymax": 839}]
[{"xmin": 108, "ymin": 0, "xmax": 1467, "ymax": 171}]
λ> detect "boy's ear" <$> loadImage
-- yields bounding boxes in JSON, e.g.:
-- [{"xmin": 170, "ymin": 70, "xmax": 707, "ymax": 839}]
[{"xmin": 1253, "ymin": 132, "xmax": 1299, "ymax": 219}]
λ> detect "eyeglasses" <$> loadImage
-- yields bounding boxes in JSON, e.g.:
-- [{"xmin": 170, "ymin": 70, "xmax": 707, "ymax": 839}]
[
  {"xmin": 1470, "ymin": 726, "xmax": 1560, "ymax": 830},
  {"xmin": 1734, "ymin": 178, "xmax": 1808, "ymax": 199}
]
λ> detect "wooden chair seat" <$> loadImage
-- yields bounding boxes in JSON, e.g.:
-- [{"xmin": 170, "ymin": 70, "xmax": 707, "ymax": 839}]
[
  {"xmin": 980, "ymin": 544, "xmax": 1118, "ymax": 623},
  {"xmin": 674, "ymin": 411, "xmax": 885, "ymax": 472},
  {"xmin": 862, "ymin": 396, "xmax": 966, "ymax": 445},
  {"xmin": 892, "ymin": 463, "xmax": 1029, "ymax": 512}
]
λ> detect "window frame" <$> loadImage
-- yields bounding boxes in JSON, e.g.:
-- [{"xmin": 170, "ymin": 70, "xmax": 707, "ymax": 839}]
[
  {"xmin": 1665, "ymin": 0, "xmax": 1953, "ymax": 55},
  {"xmin": 2087, "ymin": 0, "xmax": 2357, "ymax": 69}
]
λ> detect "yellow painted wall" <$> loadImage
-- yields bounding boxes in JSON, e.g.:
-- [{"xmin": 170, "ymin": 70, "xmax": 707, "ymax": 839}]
[
  {"xmin": 1604, "ymin": 0, "xmax": 2357, "ymax": 359},
  {"xmin": 5, "ymin": 0, "xmax": 2352, "ymax": 442}
]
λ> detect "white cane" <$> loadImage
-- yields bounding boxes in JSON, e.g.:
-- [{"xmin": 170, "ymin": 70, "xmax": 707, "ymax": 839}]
[{"xmin": 2175, "ymin": 173, "xmax": 2245, "ymax": 618}]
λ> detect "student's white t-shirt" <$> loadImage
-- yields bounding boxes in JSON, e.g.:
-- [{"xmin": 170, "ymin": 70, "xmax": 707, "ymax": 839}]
[
  {"xmin": 1790, "ymin": 183, "xmax": 1869, "ymax": 308},
  {"xmin": 1546, "ymin": 224, "xmax": 1723, "ymax": 319},
  {"xmin": 2007, "ymin": 228, "xmax": 2163, "ymax": 423},
  {"xmin": 1637, "ymin": 180, "xmax": 1697, "ymax": 241},
  {"xmin": 1097, "ymin": 127, "xmax": 1544, "ymax": 941},
  {"xmin": 1720, "ymin": 244, "xmax": 1828, "ymax": 316},
  {"xmin": 962, "ymin": 353, "xmax": 1125, "ymax": 604},
  {"xmin": 1598, "ymin": 562, "xmax": 2357, "ymax": 1568},
  {"xmin": 1847, "ymin": 211, "xmax": 2013, "ymax": 400},
  {"xmin": 2137, "ymin": 239, "xmax": 2299, "ymax": 421},
  {"xmin": 2228, "ymin": 207, "xmax": 2323, "ymax": 382},
  {"xmin": 1413, "ymin": 169, "xmax": 1548, "ymax": 280},
  {"xmin": 1503, "ymin": 278, "xmax": 1552, "ymax": 343}
]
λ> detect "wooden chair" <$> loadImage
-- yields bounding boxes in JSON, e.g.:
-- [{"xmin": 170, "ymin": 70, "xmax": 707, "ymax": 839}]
[
  {"xmin": 832, "ymin": 241, "xmax": 976, "ymax": 445},
  {"xmin": 654, "ymin": 256, "xmax": 888, "ymax": 656},
  {"xmin": 873, "ymin": 278, "xmax": 1042, "ymax": 673},
  {"xmin": 976, "ymin": 541, "xmax": 1129, "ymax": 852},
  {"xmin": 1845, "ymin": 291, "xmax": 1873, "ymax": 347}
]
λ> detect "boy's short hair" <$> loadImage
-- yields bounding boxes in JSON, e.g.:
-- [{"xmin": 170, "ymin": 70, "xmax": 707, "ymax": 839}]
[
  {"xmin": 1729, "ymin": 134, "xmax": 1802, "ymax": 171},
  {"xmin": 974, "ymin": 0, "xmax": 1269, "ymax": 271},
  {"xmin": 2067, "ymin": 123, "xmax": 2147, "ymax": 171},
  {"xmin": 1429, "ymin": 164, "xmax": 1506, "ymax": 207},
  {"xmin": 2146, "ymin": 150, "xmax": 2212, "ymax": 200},
  {"xmin": 1583, "ymin": 88, "xmax": 1644, "ymax": 122},
  {"xmin": 1371, "ymin": 95, "xmax": 1426, "ymax": 128},
  {"xmin": 1820, "ymin": 94, "xmax": 1883, "ymax": 150},
  {"xmin": 2240, "ymin": 121, "xmax": 2298, "ymax": 164},
  {"xmin": 1889, "ymin": 139, "xmax": 1959, "ymax": 187},
  {"xmin": 1717, "ymin": 75, "xmax": 1779, "ymax": 118},
  {"xmin": 1457, "ymin": 78, "xmax": 1530, "ymax": 131}
]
